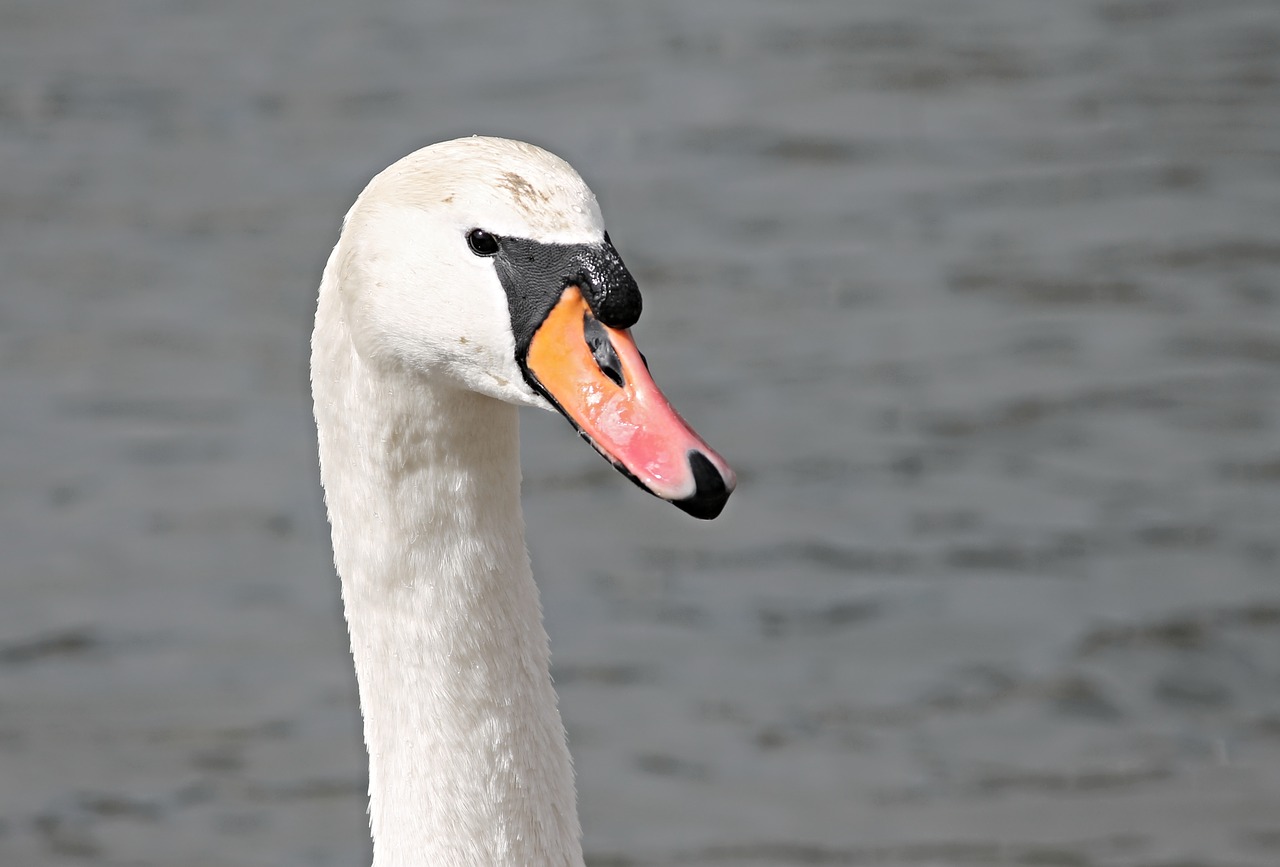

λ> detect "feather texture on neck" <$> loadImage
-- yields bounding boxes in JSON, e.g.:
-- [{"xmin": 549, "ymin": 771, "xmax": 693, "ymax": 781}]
[{"xmin": 312, "ymin": 256, "xmax": 584, "ymax": 867}]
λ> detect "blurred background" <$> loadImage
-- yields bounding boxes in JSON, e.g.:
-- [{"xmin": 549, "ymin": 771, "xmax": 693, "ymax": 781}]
[{"xmin": 3, "ymin": 0, "xmax": 1280, "ymax": 864}]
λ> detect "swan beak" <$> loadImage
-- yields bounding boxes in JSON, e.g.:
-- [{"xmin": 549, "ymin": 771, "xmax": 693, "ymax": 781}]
[{"xmin": 524, "ymin": 286, "xmax": 736, "ymax": 519}]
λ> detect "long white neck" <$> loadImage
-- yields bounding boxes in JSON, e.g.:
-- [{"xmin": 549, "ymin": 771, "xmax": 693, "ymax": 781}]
[{"xmin": 312, "ymin": 266, "xmax": 584, "ymax": 867}]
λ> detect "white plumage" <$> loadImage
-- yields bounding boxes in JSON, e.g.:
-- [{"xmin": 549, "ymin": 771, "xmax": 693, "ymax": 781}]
[{"xmin": 312, "ymin": 136, "xmax": 732, "ymax": 866}]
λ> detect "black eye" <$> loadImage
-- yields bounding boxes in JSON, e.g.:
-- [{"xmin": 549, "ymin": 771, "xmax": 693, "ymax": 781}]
[{"xmin": 467, "ymin": 229, "xmax": 500, "ymax": 257}]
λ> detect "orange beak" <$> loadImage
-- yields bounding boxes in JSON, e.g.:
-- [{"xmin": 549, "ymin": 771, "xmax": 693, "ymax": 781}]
[{"xmin": 524, "ymin": 286, "xmax": 736, "ymax": 519}]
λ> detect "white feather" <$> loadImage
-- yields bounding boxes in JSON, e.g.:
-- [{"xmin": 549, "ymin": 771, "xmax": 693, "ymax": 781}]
[{"xmin": 312, "ymin": 137, "xmax": 598, "ymax": 867}]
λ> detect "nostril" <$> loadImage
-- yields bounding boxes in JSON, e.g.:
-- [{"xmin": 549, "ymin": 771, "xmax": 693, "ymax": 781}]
[
  {"xmin": 583, "ymin": 312, "xmax": 625, "ymax": 388},
  {"xmin": 597, "ymin": 356, "xmax": 624, "ymax": 388}
]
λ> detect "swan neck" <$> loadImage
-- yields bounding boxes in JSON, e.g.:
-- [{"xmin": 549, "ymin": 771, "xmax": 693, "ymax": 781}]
[{"xmin": 313, "ymin": 281, "xmax": 583, "ymax": 867}]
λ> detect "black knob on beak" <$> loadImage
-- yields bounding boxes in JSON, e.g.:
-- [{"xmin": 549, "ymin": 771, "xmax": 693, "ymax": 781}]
[{"xmin": 572, "ymin": 239, "xmax": 641, "ymax": 329}]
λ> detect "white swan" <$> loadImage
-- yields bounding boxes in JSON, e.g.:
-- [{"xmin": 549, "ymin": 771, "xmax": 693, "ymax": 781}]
[{"xmin": 311, "ymin": 136, "xmax": 735, "ymax": 867}]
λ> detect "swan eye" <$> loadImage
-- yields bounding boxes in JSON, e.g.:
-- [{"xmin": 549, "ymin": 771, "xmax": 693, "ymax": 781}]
[{"xmin": 466, "ymin": 229, "xmax": 500, "ymax": 257}]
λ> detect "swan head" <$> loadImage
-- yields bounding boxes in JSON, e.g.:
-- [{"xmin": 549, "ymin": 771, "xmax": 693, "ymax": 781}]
[{"xmin": 333, "ymin": 136, "xmax": 735, "ymax": 519}]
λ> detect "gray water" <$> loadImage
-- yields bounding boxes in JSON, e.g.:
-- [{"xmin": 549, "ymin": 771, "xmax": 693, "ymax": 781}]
[{"xmin": 3, "ymin": 1, "xmax": 1280, "ymax": 865}]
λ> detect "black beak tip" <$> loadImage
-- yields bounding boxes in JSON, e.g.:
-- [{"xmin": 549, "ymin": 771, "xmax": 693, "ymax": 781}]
[{"xmin": 672, "ymin": 450, "xmax": 732, "ymax": 520}]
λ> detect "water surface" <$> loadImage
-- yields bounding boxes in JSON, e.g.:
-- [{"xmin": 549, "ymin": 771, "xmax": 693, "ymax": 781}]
[{"xmin": 2, "ymin": 1, "xmax": 1279, "ymax": 864}]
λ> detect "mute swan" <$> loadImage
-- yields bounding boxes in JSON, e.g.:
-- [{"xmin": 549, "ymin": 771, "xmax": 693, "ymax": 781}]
[{"xmin": 311, "ymin": 136, "xmax": 735, "ymax": 867}]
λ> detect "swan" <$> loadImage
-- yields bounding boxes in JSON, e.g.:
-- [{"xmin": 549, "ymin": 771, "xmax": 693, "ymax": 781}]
[{"xmin": 311, "ymin": 136, "xmax": 736, "ymax": 867}]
